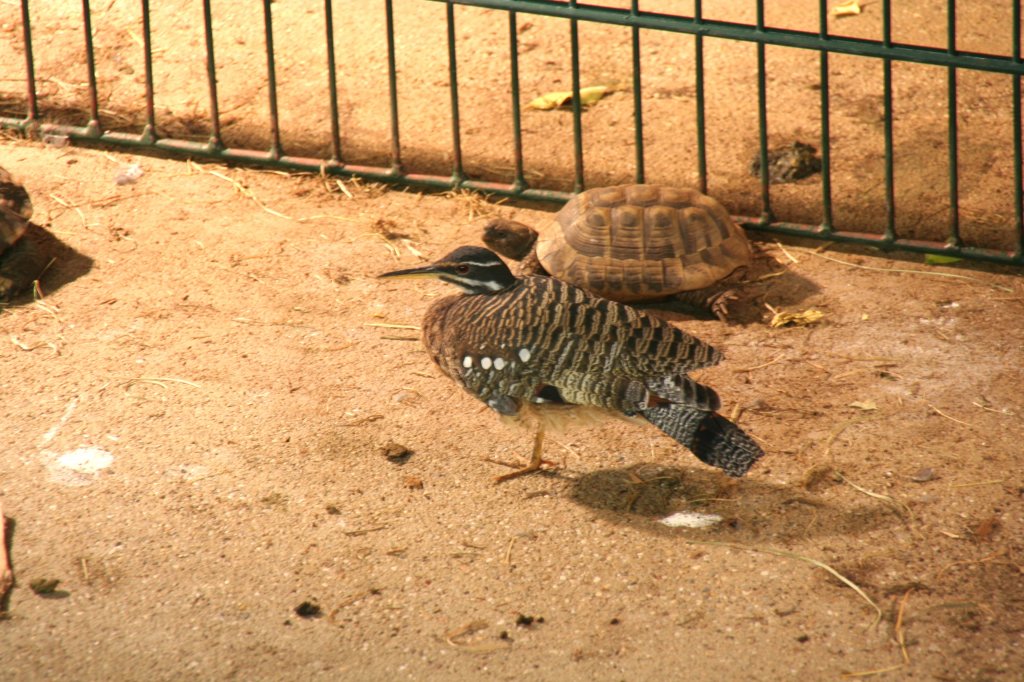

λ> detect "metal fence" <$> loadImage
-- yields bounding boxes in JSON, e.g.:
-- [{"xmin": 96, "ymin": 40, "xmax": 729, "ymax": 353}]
[{"xmin": 1, "ymin": 0, "xmax": 1022, "ymax": 266}]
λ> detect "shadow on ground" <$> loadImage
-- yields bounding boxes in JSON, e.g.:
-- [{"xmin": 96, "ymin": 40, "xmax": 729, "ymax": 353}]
[
  {"xmin": 0, "ymin": 224, "xmax": 93, "ymax": 306},
  {"xmin": 565, "ymin": 463, "xmax": 906, "ymax": 543}
]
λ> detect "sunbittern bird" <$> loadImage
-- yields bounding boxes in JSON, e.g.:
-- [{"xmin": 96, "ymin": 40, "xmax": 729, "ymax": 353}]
[{"xmin": 378, "ymin": 245, "xmax": 763, "ymax": 483}]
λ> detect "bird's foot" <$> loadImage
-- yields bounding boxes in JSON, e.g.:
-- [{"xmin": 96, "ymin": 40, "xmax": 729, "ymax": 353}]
[{"xmin": 484, "ymin": 457, "xmax": 559, "ymax": 483}]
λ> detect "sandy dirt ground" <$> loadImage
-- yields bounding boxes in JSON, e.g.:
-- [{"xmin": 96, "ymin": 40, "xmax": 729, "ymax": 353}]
[
  {"xmin": 1, "ymin": 1, "xmax": 1023, "ymax": 681},
  {"xmin": 1, "ymin": 139, "xmax": 1022, "ymax": 681}
]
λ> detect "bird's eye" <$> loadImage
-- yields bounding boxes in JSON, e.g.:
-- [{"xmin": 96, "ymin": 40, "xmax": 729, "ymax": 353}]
[{"xmin": 455, "ymin": 264, "xmax": 471, "ymax": 275}]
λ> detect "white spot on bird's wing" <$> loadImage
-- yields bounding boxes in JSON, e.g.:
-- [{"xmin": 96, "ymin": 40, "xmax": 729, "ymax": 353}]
[
  {"xmin": 493, "ymin": 357, "xmax": 506, "ymax": 370},
  {"xmin": 462, "ymin": 356, "xmax": 473, "ymax": 368},
  {"xmin": 481, "ymin": 357, "xmax": 492, "ymax": 370},
  {"xmin": 518, "ymin": 348, "xmax": 531, "ymax": 362}
]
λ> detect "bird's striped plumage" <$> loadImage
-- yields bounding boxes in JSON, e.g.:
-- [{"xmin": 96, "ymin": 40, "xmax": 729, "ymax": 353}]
[{"xmin": 380, "ymin": 246, "xmax": 763, "ymax": 478}]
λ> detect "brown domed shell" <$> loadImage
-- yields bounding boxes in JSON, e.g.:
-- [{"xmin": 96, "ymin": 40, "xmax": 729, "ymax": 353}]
[
  {"xmin": 0, "ymin": 167, "xmax": 33, "ymax": 249},
  {"xmin": 534, "ymin": 184, "xmax": 752, "ymax": 302}
]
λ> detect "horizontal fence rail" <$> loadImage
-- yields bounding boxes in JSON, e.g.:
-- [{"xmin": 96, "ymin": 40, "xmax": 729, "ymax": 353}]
[{"xmin": 1, "ymin": 0, "xmax": 1022, "ymax": 266}]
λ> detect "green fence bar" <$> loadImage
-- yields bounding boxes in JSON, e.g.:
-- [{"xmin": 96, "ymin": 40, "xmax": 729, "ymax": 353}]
[
  {"xmin": 19, "ymin": 0, "xmax": 38, "ymax": 125},
  {"xmin": 507, "ymin": 11, "xmax": 526, "ymax": 192},
  {"xmin": 201, "ymin": 0, "xmax": 222, "ymax": 151},
  {"xmin": 140, "ymin": 0, "xmax": 156, "ymax": 144},
  {"xmin": 80, "ymin": 0, "xmax": 100, "ymax": 136},
  {"xmin": 881, "ymin": 0, "xmax": 897, "ymax": 241},
  {"xmin": 568, "ymin": 1, "xmax": 584, "ymax": 193},
  {"xmin": 262, "ymin": 0, "xmax": 283, "ymax": 160},
  {"xmin": 1015, "ymin": 1, "xmax": 1023, "ymax": 259},
  {"xmin": 754, "ymin": 0, "xmax": 771, "ymax": 223},
  {"xmin": 693, "ymin": 0, "xmax": 707, "ymax": 194},
  {"xmin": 324, "ymin": 0, "xmax": 342, "ymax": 162},
  {"xmin": 384, "ymin": 0, "xmax": 402, "ymax": 173},
  {"xmin": 630, "ymin": 0, "xmax": 645, "ymax": 183},
  {"xmin": 446, "ymin": 2, "xmax": 465, "ymax": 184},
  {"xmin": 945, "ymin": 2, "xmax": 960, "ymax": 247},
  {"xmin": 817, "ymin": 0, "xmax": 833, "ymax": 232}
]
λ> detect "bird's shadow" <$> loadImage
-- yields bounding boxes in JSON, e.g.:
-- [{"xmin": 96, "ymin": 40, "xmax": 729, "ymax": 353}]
[
  {"xmin": 564, "ymin": 463, "xmax": 905, "ymax": 542},
  {"xmin": 1, "ymin": 223, "xmax": 93, "ymax": 305}
]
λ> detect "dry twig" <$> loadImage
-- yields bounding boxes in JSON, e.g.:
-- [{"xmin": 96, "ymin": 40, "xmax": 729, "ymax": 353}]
[
  {"xmin": 735, "ymin": 353, "xmax": 785, "ymax": 373},
  {"xmin": 841, "ymin": 664, "xmax": 905, "ymax": 678},
  {"xmin": 836, "ymin": 471, "xmax": 914, "ymax": 524},
  {"xmin": 365, "ymin": 322, "xmax": 421, "ymax": 331},
  {"xmin": 894, "ymin": 589, "xmax": 912, "ymax": 664},
  {"xmin": 928, "ymin": 404, "xmax": 975, "ymax": 428},
  {"xmin": 123, "ymin": 376, "xmax": 201, "ymax": 390}
]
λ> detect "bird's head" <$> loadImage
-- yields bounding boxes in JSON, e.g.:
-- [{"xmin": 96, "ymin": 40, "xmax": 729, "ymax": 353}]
[
  {"xmin": 378, "ymin": 245, "xmax": 517, "ymax": 295},
  {"xmin": 481, "ymin": 218, "xmax": 538, "ymax": 262}
]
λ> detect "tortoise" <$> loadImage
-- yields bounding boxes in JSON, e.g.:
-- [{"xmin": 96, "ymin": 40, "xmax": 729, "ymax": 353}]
[
  {"xmin": 0, "ymin": 167, "xmax": 51, "ymax": 301},
  {"xmin": 482, "ymin": 184, "xmax": 753, "ymax": 319}
]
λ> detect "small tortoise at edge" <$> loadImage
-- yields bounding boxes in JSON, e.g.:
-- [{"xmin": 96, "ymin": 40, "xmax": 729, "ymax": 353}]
[{"xmin": 483, "ymin": 184, "xmax": 753, "ymax": 320}]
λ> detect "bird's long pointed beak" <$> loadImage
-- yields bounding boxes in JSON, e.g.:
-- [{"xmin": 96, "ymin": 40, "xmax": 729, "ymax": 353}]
[{"xmin": 377, "ymin": 263, "xmax": 443, "ymax": 280}]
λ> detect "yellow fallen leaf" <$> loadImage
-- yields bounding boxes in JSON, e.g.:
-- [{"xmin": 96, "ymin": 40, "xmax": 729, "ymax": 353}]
[
  {"xmin": 849, "ymin": 400, "xmax": 878, "ymax": 411},
  {"xmin": 769, "ymin": 308, "xmax": 825, "ymax": 328},
  {"xmin": 527, "ymin": 85, "xmax": 609, "ymax": 110},
  {"xmin": 833, "ymin": 0, "xmax": 861, "ymax": 17}
]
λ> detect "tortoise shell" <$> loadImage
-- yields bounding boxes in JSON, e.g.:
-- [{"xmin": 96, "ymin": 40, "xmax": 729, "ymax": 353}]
[
  {"xmin": 535, "ymin": 184, "xmax": 751, "ymax": 302},
  {"xmin": 0, "ymin": 167, "xmax": 33, "ymax": 250}
]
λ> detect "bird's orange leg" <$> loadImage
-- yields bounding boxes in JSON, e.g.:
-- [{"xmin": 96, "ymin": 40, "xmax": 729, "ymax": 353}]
[{"xmin": 490, "ymin": 425, "xmax": 557, "ymax": 483}]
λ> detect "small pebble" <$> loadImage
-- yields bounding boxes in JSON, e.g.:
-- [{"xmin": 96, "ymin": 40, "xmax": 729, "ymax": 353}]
[
  {"xmin": 659, "ymin": 511, "xmax": 723, "ymax": 528},
  {"xmin": 910, "ymin": 467, "xmax": 936, "ymax": 483},
  {"xmin": 29, "ymin": 578, "xmax": 60, "ymax": 595},
  {"xmin": 115, "ymin": 163, "xmax": 144, "ymax": 185},
  {"xmin": 380, "ymin": 441, "xmax": 412, "ymax": 463},
  {"xmin": 42, "ymin": 134, "xmax": 70, "ymax": 148}
]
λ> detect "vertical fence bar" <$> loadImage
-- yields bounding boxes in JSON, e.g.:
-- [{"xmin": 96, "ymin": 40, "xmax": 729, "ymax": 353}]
[
  {"xmin": 630, "ymin": 0, "xmax": 645, "ymax": 183},
  {"xmin": 201, "ymin": 0, "xmax": 223, "ymax": 150},
  {"xmin": 694, "ymin": 0, "xmax": 707, "ymax": 194},
  {"xmin": 19, "ymin": 0, "xmax": 38, "ymax": 124},
  {"xmin": 140, "ymin": 0, "xmax": 156, "ymax": 143},
  {"xmin": 569, "ymin": 1, "xmax": 585, "ymax": 192},
  {"xmin": 817, "ymin": 0, "xmax": 833, "ymax": 232},
  {"xmin": 262, "ymin": 0, "xmax": 283, "ymax": 159},
  {"xmin": 384, "ymin": 0, "xmax": 402, "ymax": 172},
  {"xmin": 81, "ymin": 0, "xmax": 101, "ymax": 135},
  {"xmin": 881, "ymin": 0, "xmax": 896, "ymax": 240},
  {"xmin": 754, "ymin": 0, "xmax": 771, "ymax": 221},
  {"xmin": 945, "ymin": 0, "xmax": 961, "ymax": 246},
  {"xmin": 324, "ymin": 0, "xmax": 342, "ymax": 162},
  {"xmin": 507, "ymin": 11, "xmax": 526, "ymax": 191},
  {"xmin": 1013, "ymin": 0, "xmax": 1023, "ymax": 258},
  {"xmin": 445, "ymin": 2, "xmax": 465, "ymax": 184}
]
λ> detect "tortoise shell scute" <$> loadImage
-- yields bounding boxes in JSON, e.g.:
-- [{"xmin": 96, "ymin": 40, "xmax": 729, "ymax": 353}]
[{"xmin": 536, "ymin": 184, "xmax": 751, "ymax": 301}]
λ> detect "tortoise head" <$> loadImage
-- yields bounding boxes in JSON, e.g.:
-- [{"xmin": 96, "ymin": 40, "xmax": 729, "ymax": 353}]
[
  {"xmin": 482, "ymin": 218, "xmax": 538, "ymax": 262},
  {"xmin": 0, "ymin": 205, "xmax": 30, "ymax": 249},
  {"xmin": 0, "ymin": 168, "xmax": 32, "ymax": 249},
  {"xmin": 378, "ymin": 245, "xmax": 517, "ymax": 295}
]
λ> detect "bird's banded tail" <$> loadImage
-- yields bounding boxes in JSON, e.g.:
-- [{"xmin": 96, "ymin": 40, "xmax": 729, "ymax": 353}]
[{"xmin": 641, "ymin": 404, "xmax": 763, "ymax": 477}]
